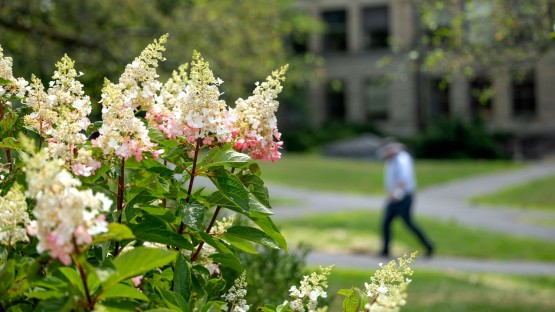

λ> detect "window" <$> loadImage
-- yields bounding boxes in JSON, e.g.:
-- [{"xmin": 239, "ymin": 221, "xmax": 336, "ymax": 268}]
[
  {"xmin": 365, "ymin": 77, "xmax": 389, "ymax": 120},
  {"xmin": 470, "ymin": 76, "xmax": 493, "ymax": 119},
  {"xmin": 512, "ymin": 71, "xmax": 536, "ymax": 118},
  {"xmin": 325, "ymin": 79, "xmax": 346, "ymax": 121},
  {"xmin": 429, "ymin": 79, "xmax": 450, "ymax": 117},
  {"xmin": 362, "ymin": 6, "xmax": 389, "ymax": 49},
  {"xmin": 322, "ymin": 10, "xmax": 347, "ymax": 53}
]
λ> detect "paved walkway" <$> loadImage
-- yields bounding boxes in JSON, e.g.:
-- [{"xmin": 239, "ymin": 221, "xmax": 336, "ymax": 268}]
[{"xmin": 267, "ymin": 161, "xmax": 555, "ymax": 275}]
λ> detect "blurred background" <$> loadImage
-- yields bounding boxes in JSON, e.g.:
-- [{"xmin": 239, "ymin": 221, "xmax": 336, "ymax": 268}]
[{"xmin": 2, "ymin": 0, "xmax": 555, "ymax": 311}]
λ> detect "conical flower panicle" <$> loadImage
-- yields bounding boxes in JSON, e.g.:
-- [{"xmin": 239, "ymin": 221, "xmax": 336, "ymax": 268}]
[
  {"xmin": 24, "ymin": 55, "xmax": 100, "ymax": 176},
  {"xmin": 232, "ymin": 65, "xmax": 288, "ymax": 162},
  {"xmin": 93, "ymin": 35, "xmax": 168, "ymax": 162}
]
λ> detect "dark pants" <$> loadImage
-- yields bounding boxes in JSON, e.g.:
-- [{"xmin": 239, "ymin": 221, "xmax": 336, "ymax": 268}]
[{"xmin": 381, "ymin": 194, "xmax": 433, "ymax": 255}]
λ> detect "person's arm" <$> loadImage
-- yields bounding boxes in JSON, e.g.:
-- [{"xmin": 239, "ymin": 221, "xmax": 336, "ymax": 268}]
[{"xmin": 389, "ymin": 154, "xmax": 411, "ymax": 201}]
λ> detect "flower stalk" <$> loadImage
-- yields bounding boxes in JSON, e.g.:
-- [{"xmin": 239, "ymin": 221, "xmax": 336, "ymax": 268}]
[
  {"xmin": 114, "ymin": 158, "xmax": 126, "ymax": 256},
  {"xmin": 178, "ymin": 138, "xmax": 201, "ymax": 234}
]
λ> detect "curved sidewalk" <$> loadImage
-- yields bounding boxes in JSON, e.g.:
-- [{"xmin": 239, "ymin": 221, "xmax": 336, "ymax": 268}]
[{"xmin": 269, "ymin": 161, "xmax": 555, "ymax": 275}]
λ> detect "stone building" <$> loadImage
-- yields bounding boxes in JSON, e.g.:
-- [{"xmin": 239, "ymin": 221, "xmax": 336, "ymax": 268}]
[{"xmin": 297, "ymin": 0, "xmax": 555, "ymax": 145}]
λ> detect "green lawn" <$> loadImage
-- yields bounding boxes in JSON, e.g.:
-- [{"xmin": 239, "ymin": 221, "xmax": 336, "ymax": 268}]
[
  {"xmin": 276, "ymin": 210, "xmax": 555, "ymax": 261},
  {"xmin": 471, "ymin": 174, "xmax": 555, "ymax": 211},
  {"xmin": 260, "ymin": 154, "xmax": 523, "ymax": 194},
  {"xmin": 325, "ymin": 268, "xmax": 555, "ymax": 311}
]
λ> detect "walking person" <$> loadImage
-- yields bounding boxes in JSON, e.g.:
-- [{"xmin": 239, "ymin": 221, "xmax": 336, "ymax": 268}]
[{"xmin": 377, "ymin": 140, "xmax": 434, "ymax": 258}]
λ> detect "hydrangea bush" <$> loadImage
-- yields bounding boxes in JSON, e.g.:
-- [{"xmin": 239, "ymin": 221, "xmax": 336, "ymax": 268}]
[{"xmin": 0, "ymin": 36, "xmax": 415, "ymax": 311}]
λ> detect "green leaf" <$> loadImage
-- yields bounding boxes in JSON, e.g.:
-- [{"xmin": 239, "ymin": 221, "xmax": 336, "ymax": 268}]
[
  {"xmin": 225, "ymin": 226, "xmax": 279, "ymax": 249},
  {"xmin": 159, "ymin": 290, "xmax": 189, "ymax": 312},
  {"xmin": 208, "ymin": 253, "xmax": 244, "ymax": 272},
  {"xmin": 219, "ymin": 233, "xmax": 257, "ymax": 254},
  {"xmin": 0, "ymin": 77, "xmax": 12, "ymax": 86},
  {"xmin": 179, "ymin": 200, "xmax": 206, "ymax": 229},
  {"xmin": 58, "ymin": 267, "xmax": 85, "ymax": 298},
  {"xmin": 200, "ymin": 301, "xmax": 227, "ymax": 312},
  {"xmin": 101, "ymin": 247, "xmax": 177, "ymax": 291},
  {"xmin": 198, "ymin": 146, "xmax": 254, "ymax": 170},
  {"xmin": 339, "ymin": 287, "xmax": 366, "ymax": 312},
  {"xmin": 247, "ymin": 192, "xmax": 273, "ymax": 215},
  {"xmin": 97, "ymin": 283, "xmax": 149, "ymax": 301},
  {"xmin": 93, "ymin": 223, "xmax": 135, "ymax": 244},
  {"xmin": 208, "ymin": 168, "xmax": 249, "ymax": 213},
  {"xmin": 0, "ymin": 259, "xmax": 15, "ymax": 295},
  {"xmin": 240, "ymin": 174, "xmax": 271, "ymax": 208},
  {"xmin": 173, "ymin": 254, "xmax": 192, "ymax": 301},
  {"xmin": 129, "ymin": 214, "xmax": 193, "ymax": 250},
  {"xmin": 205, "ymin": 191, "xmax": 243, "ymax": 213},
  {"xmin": 0, "ymin": 137, "xmax": 20, "ymax": 150},
  {"xmin": 248, "ymin": 212, "xmax": 287, "ymax": 251}
]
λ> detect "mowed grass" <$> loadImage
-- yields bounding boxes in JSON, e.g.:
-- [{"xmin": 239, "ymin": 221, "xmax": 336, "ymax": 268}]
[
  {"xmin": 325, "ymin": 268, "xmax": 555, "ymax": 311},
  {"xmin": 259, "ymin": 153, "xmax": 522, "ymax": 194},
  {"xmin": 471, "ymin": 174, "xmax": 555, "ymax": 211},
  {"xmin": 276, "ymin": 210, "xmax": 555, "ymax": 261}
]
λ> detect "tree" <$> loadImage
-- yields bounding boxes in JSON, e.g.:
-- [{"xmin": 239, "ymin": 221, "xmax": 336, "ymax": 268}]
[
  {"xmin": 0, "ymin": 0, "xmax": 321, "ymax": 118},
  {"xmin": 413, "ymin": 0, "xmax": 554, "ymax": 78}
]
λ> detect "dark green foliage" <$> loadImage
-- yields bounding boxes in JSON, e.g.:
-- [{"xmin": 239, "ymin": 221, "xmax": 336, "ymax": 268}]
[
  {"xmin": 410, "ymin": 117, "xmax": 508, "ymax": 159},
  {"xmin": 282, "ymin": 122, "xmax": 382, "ymax": 152},
  {"xmin": 239, "ymin": 244, "xmax": 310, "ymax": 309}
]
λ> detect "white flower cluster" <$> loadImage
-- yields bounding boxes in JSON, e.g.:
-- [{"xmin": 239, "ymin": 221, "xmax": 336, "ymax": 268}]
[
  {"xmin": 24, "ymin": 55, "xmax": 100, "ymax": 176},
  {"xmin": 283, "ymin": 265, "xmax": 333, "ymax": 312},
  {"xmin": 222, "ymin": 272, "xmax": 250, "ymax": 312},
  {"xmin": 232, "ymin": 66, "xmax": 287, "ymax": 162},
  {"xmin": 0, "ymin": 45, "xmax": 28, "ymax": 102},
  {"xmin": 93, "ymin": 35, "xmax": 167, "ymax": 162},
  {"xmin": 210, "ymin": 214, "xmax": 236, "ymax": 235},
  {"xmin": 147, "ymin": 51, "xmax": 233, "ymax": 146},
  {"xmin": 364, "ymin": 252, "xmax": 417, "ymax": 312},
  {"xmin": 24, "ymin": 151, "xmax": 112, "ymax": 265},
  {"xmin": 0, "ymin": 184, "xmax": 30, "ymax": 245}
]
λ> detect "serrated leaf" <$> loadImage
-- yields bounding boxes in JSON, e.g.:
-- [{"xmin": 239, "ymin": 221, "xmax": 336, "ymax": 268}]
[
  {"xmin": 179, "ymin": 200, "xmax": 206, "ymax": 230},
  {"xmin": 240, "ymin": 174, "xmax": 271, "ymax": 208},
  {"xmin": 97, "ymin": 283, "xmax": 149, "ymax": 301},
  {"xmin": 208, "ymin": 253, "xmax": 244, "ymax": 272},
  {"xmin": 225, "ymin": 226, "xmax": 279, "ymax": 249},
  {"xmin": 93, "ymin": 223, "xmax": 135, "ymax": 244},
  {"xmin": 129, "ymin": 214, "xmax": 193, "ymax": 250},
  {"xmin": 0, "ymin": 137, "xmax": 20, "ymax": 149},
  {"xmin": 208, "ymin": 168, "xmax": 249, "ymax": 213},
  {"xmin": 248, "ymin": 211, "xmax": 287, "ymax": 251},
  {"xmin": 205, "ymin": 191, "xmax": 243, "ymax": 213},
  {"xmin": 219, "ymin": 233, "xmax": 257, "ymax": 254},
  {"xmin": 198, "ymin": 147, "xmax": 254, "ymax": 170},
  {"xmin": 159, "ymin": 290, "xmax": 189, "ymax": 312},
  {"xmin": 0, "ymin": 259, "xmax": 15, "ymax": 294},
  {"xmin": 173, "ymin": 254, "xmax": 191, "ymax": 301},
  {"xmin": 58, "ymin": 267, "xmax": 85, "ymax": 297},
  {"xmin": 101, "ymin": 247, "xmax": 177, "ymax": 291}
]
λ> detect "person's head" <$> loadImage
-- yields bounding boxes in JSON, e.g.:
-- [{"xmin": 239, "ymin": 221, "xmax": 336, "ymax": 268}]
[{"xmin": 377, "ymin": 139, "xmax": 404, "ymax": 160}]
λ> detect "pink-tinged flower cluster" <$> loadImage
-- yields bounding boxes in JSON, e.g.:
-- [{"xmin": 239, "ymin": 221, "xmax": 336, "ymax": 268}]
[
  {"xmin": 24, "ymin": 55, "xmax": 100, "ymax": 176},
  {"xmin": 231, "ymin": 66, "xmax": 288, "ymax": 162},
  {"xmin": 93, "ymin": 35, "xmax": 167, "ymax": 162},
  {"xmin": 146, "ymin": 51, "xmax": 233, "ymax": 146},
  {"xmin": 0, "ymin": 44, "xmax": 28, "ymax": 102},
  {"xmin": 24, "ymin": 152, "xmax": 112, "ymax": 265}
]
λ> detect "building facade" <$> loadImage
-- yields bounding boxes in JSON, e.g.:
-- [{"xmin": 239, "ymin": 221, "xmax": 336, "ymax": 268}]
[{"xmin": 298, "ymin": 0, "xmax": 555, "ymax": 139}]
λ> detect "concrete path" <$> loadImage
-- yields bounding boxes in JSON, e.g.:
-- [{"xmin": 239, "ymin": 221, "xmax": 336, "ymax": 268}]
[{"xmin": 267, "ymin": 161, "xmax": 555, "ymax": 275}]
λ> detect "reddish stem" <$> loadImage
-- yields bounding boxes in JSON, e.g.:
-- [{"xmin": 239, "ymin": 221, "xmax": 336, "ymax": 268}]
[
  {"xmin": 5, "ymin": 148, "xmax": 12, "ymax": 172},
  {"xmin": 178, "ymin": 138, "xmax": 201, "ymax": 234},
  {"xmin": 114, "ymin": 158, "xmax": 126, "ymax": 256},
  {"xmin": 72, "ymin": 239, "xmax": 93, "ymax": 308}
]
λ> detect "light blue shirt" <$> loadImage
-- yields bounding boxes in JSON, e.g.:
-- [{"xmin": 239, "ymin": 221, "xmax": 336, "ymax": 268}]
[{"xmin": 384, "ymin": 150, "xmax": 416, "ymax": 194}]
